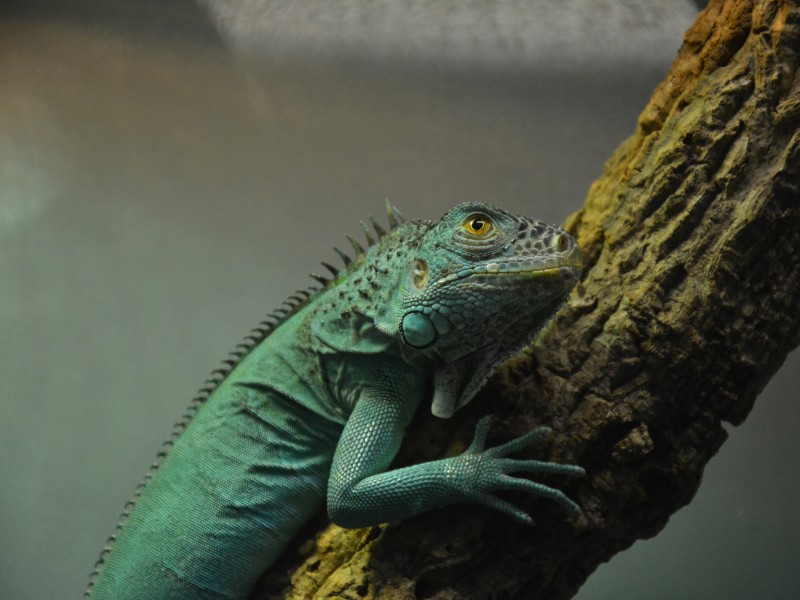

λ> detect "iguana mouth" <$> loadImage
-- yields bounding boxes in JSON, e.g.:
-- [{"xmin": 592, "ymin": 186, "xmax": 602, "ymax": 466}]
[{"xmin": 433, "ymin": 257, "xmax": 582, "ymax": 287}]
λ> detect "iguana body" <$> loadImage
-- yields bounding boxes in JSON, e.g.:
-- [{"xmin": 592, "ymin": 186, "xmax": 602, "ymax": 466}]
[{"xmin": 87, "ymin": 202, "xmax": 584, "ymax": 599}]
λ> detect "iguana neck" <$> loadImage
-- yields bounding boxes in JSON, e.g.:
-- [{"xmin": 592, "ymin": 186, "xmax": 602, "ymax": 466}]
[{"xmin": 308, "ymin": 221, "xmax": 434, "ymax": 364}]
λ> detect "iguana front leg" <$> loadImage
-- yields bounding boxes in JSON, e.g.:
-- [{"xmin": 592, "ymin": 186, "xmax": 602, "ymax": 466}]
[{"xmin": 327, "ymin": 362, "xmax": 584, "ymax": 529}]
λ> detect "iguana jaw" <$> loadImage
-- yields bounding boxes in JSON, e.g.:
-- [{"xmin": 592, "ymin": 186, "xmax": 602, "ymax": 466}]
[{"xmin": 430, "ymin": 254, "xmax": 582, "ymax": 288}]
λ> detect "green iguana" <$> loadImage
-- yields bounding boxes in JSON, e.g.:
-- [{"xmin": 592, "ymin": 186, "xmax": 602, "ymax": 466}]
[{"xmin": 86, "ymin": 202, "xmax": 585, "ymax": 599}]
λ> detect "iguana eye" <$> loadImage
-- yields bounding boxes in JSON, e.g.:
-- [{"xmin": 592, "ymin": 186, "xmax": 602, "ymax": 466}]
[{"xmin": 462, "ymin": 214, "xmax": 493, "ymax": 236}]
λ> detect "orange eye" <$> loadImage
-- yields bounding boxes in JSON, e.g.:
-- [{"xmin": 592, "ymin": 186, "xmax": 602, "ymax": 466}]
[{"xmin": 462, "ymin": 214, "xmax": 493, "ymax": 236}]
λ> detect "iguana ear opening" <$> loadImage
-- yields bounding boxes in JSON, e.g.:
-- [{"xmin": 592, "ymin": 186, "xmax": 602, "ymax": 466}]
[{"xmin": 372, "ymin": 258, "xmax": 421, "ymax": 340}]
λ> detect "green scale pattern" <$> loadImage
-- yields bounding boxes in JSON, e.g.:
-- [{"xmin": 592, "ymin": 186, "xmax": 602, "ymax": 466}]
[{"xmin": 87, "ymin": 202, "xmax": 585, "ymax": 599}]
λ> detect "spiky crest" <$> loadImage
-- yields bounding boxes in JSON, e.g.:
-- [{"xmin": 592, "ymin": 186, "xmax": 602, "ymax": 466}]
[
  {"xmin": 369, "ymin": 215, "xmax": 386, "ymax": 237},
  {"xmin": 333, "ymin": 247, "xmax": 352, "ymax": 267},
  {"xmin": 321, "ymin": 261, "xmax": 340, "ymax": 278},
  {"xmin": 319, "ymin": 199, "xmax": 406, "ymax": 284},
  {"xmin": 345, "ymin": 234, "xmax": 365, "ymax": 257},
  {"xmin": 360, "ymin": 221, "xmax": 375, "ymax": 246}
]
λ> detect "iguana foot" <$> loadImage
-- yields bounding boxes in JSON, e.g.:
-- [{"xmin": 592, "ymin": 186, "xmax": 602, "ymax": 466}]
[{"xmin": 450, "ymin": 416, "xmax": 585, "ymax": 524}]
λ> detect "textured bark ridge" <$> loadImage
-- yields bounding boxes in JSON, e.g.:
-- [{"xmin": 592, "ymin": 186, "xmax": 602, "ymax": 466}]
[{"xmin": 258, "ymin": 1, "xmax": 800, "ymax": 598}]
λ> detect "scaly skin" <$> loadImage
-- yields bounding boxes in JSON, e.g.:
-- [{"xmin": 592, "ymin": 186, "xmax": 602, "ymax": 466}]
[{"xmin": 87, "ymin": 202, "xmax": 584, "ymax": 599}]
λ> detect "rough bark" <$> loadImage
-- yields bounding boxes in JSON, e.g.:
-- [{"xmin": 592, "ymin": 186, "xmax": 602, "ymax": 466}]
[{"xmin": 257, "ymin": 1, "xmax": 800, "ymax": 598}]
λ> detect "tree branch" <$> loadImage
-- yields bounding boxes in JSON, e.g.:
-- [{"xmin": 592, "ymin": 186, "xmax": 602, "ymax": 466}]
[{"xmin": 257, "ymin": 1, "xmax": 800, "ymax": 597}]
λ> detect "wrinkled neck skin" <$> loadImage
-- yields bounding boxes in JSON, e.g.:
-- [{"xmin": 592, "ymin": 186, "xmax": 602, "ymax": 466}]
[{"xmin": 421, "ymin": 288, "xmax": 571, "ymax": 418}]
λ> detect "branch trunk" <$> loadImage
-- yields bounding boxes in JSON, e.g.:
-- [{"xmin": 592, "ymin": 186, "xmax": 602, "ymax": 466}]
[{"xmin": 258, "ymin": 1, "xmax": 800, "ymax": 598}]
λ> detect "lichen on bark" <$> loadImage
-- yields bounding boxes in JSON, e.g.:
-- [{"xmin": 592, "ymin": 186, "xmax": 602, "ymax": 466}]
[{"xmin": 256, "ymin": 1, "xmax": 800, "ymax": 598}]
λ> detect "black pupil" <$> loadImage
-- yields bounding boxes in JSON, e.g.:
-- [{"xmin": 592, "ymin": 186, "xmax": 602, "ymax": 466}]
[{"xmin": 471, "ymin": 219, "xmax": 484, "ymax": 231}]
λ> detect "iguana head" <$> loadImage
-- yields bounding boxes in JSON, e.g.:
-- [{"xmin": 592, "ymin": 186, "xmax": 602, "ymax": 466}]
[{"xmin": 395, "ymin": 202, "xmax": 582, "ymax": 417}]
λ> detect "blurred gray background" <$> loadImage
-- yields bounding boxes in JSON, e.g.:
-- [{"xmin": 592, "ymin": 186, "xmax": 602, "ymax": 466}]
[{"xmin": 1, "ymin": 1, "xmax": 798, "ymax": 599}]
